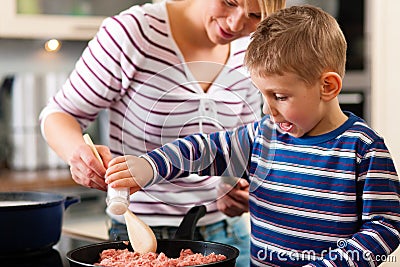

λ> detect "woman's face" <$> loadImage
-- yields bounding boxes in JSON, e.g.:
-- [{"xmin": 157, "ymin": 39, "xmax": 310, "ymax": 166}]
[{"xmin": 204, "ymin": 0, "xmax": 262, "ymax": 44}]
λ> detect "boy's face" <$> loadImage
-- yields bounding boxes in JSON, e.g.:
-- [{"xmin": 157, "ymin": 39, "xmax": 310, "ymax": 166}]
[{"xmin": 252, "ymin": 72, "xmax": 327, "ymax": 137}]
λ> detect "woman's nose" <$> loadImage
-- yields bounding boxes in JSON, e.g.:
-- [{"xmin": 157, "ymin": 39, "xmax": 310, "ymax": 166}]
[{"xmin": 227, "ymin": 10, "xmax": 246, "ymax": 32}]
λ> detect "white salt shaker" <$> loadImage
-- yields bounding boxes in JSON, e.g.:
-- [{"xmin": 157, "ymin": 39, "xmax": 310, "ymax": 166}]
[
  {"xmin": 106, "ymin": 186, "xmax": 130, "ymax": 215},
  {"xmin": 83, "ymin": 134, "xmax": 130, "ymax": 215}
]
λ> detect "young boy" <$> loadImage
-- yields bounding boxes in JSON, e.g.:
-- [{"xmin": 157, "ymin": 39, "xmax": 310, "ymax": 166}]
[{"xmin": 105, "ymin": 6, "xmax": 400, "ymax": 266}]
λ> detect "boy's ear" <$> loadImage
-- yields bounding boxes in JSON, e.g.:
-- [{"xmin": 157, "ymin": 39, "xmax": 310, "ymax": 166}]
[{"xmin": 320, "ymin": 72, "xmax": 342, "ymax": 101}]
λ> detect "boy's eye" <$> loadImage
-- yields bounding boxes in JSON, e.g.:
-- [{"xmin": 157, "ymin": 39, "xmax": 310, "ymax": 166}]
[{"xmin": 275, "ymin": 95, "xmax": 287, "ymax": 101}]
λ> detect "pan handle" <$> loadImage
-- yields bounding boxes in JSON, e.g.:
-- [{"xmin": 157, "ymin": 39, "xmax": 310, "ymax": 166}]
[
  {"xmin": 64, "ymin": 195, "xmax": 81, "ymax": 210},
  {"xmin": 173, "ymin": 205, "xmax": 206, "ymax": 240}
]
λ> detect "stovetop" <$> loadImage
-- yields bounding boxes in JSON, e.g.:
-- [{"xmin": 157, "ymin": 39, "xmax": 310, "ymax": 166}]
[{"xmin": 1, "ymin": 234, "xmax": 99, "ymax": 267}]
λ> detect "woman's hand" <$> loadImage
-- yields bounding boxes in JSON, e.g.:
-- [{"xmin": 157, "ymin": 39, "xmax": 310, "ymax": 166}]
[
  {"xmin": 68, "ymin": 144, "xmax": 112, "ymax": 191},
  {"xmin": 217, "ymin": 178, "xmax": 250, "ymax": 217},
  {"xmin": 105, "ymin": 156, "xmax": 154, "ymax": 195},
  {"xmin": 43, "ymin": 112, "xmax": 112, "ymax": 191}
]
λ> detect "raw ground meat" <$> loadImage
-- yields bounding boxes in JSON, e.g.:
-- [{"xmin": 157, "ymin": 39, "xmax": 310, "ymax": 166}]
[{"xmin": 96, "ymin": 248, "xmax": 227, "ymax": 267}]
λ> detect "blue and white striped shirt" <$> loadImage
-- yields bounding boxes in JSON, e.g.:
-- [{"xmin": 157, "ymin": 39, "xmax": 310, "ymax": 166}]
[{"xmin": 143, "ymin": 112, "xmax": 400, "ymax": 266}]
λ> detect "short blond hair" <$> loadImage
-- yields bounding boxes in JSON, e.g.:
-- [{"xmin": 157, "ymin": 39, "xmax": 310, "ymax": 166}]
[{"xmin": 245, "ymin": 5, "xmax": 347, "ymax": 85}]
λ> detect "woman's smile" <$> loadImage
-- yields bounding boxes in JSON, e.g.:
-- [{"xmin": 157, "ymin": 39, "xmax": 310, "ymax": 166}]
[{"xmin": 213, "ymin": 19, "xmax": 235, "ymax": 41}]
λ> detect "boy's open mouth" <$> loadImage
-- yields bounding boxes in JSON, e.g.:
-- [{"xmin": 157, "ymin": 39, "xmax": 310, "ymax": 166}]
[{"xmin": 278, "ymin": 122, "xmax": 293, "ymax": 132}]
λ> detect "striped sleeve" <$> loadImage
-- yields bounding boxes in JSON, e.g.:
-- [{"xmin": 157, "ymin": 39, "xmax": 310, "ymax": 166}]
[
  {"xmin": 142, "ymin": 121, "xmax": 259, "ymax": 185},
  {"xmin": 40, "ymin": 6, "xmax": 150, "ymax": 130}
]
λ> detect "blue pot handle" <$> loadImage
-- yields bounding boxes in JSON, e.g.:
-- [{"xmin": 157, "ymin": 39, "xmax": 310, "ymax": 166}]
[{"xmin": 64, "ymin": 195, "xmax": 80, "ymax": 210}]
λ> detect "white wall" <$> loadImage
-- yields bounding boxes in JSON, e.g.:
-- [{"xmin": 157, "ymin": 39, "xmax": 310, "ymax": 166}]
[{"xmin": 369, "ymin": 0, "xmax": 400, "ymax": 170}]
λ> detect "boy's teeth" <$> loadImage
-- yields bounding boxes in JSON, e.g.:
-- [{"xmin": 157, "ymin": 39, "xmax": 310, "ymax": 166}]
[{"xmin": 279, "ymin": 122, "xmax": 293, "ymax": 131}]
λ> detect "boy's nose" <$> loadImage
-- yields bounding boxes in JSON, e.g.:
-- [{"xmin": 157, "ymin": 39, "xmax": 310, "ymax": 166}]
[
  {"xmin": 263, "ymin": 102, "xmax": 279, "ymax": 119},
  {"xmin": 262, "ymin": 102, "xmax": 270, "ymax": 115}
]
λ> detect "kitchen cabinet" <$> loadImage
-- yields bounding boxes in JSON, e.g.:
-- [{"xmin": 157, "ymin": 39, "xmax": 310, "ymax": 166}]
[{"xmin": 0, "ymin": 0, "xmax": 155, "ymax": 40}]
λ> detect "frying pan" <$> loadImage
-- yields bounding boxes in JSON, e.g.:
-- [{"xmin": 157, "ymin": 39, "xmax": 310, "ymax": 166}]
[{"xmin": 67, "ymin": 205, "xmax": 239, "ymax": 267}]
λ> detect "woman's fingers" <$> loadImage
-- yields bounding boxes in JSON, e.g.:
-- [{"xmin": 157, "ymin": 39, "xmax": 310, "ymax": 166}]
[
  {"xmin": 96, "ymin": 145, "xmax": 112, "ymax": 167},
  {"xmin": 217, "ymin": 182, "xmax": 249, "ymax": 217},
  {"xmin": 68, "ymin": 144, "xmax": 108, "ymax": 190},
  {"xmin": 70, "ymin": 164, "xmax": 107, "ymax": 190}
]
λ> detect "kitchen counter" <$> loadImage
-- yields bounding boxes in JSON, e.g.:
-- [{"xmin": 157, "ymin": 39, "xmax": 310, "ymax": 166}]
[
  {"xmin": 62, "ymin": 210, "xmax": 109, "ymax": 242},
  {"xmin": 0, "ymin": 168, "xmax": 76, "ymax": 191}
]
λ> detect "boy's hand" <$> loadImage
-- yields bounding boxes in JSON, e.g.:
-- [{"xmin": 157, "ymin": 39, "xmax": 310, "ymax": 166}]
[{"xmin": 105, "ymin": 156, "xmax": 153, "ymax": 195}]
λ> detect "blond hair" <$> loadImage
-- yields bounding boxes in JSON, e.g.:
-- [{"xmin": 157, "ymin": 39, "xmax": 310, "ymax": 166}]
[
  {"xmin": 246, "ymin": 0, "xmax": 286, "ymax": 19},
  {"xmin": 245, "ymin": 5, "xmax": 347, "ymax": 85}
]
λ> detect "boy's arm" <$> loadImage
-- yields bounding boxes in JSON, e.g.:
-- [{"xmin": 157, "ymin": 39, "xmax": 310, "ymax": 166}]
[
  {"xmin": 140, "ymin": 122, "xmax": 257, "ymax": 185},
  {"xmin": 305, "ymin": 141, "xmax": 400, "ymax": 267},
  {"xmin": 105, "ymin": 122, "xmax": 258, "ymax": 192}
]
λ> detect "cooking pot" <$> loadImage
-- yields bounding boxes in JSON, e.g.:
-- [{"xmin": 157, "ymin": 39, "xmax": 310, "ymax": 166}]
[
  {"xmin": 0, "ymin": 191, "xmax": 80, "ymax": 255},
  {"xmin": 67, "ymin": 205, "xmax": 240, "ymax": 267}
]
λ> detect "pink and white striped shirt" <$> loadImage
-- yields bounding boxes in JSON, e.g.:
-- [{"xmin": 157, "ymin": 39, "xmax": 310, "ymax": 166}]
[{"xmin": 40, "ymin": 1, "xmax": 261, "ymax": 226}]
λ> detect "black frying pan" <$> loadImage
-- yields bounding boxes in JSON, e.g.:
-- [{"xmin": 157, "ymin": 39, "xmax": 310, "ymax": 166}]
[{"xmin": 67, "ymin": 206, "xmax": 239, "ymax": 267}]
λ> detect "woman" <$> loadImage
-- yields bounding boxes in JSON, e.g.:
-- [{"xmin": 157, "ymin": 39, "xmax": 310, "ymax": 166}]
[{"xmin": 40, "ymin": 0, "xmax": 286, "ymax": 265}]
